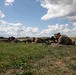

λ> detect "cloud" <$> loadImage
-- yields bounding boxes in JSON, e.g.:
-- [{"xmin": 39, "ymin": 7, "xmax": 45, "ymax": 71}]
[
  {"xmin": 0, "ymin": 21, "xmax": 39, "ymax": 37},
  {"xmin": 5, "ymin": 0, "xmax": 15, "ymax": 6},
  {"xmin": 0, "ymin": 10, "xmax": 76, "ymax": 37},
  {"xmin": 26, "ymin": 27, "xmax": 39, "ymax": 33},
  {"xmin": 39, "ymin": 23, "xmax": 76, "ymax": 37},
  {"xmin": 0, "ymin": 19, "xmax": 76, "ymax": 37},
  {"xmin": 0, "ymin": 11, "xmax": 5, "ymax": 19},
  {"xmin": 0, "ymin": 11, "xmax": 39, "ymax": 37},
  {"xmin": 72, "ymin": 23, "xmax": 76, "ymax": 32},
  {"xmin": 38, "ymin": 0, "xmax": 76, "ymax": 23},
  {"xmin": 68, "ymin": 16, "xmax": 76, "ymax": 23},
  {"xmin": 40, "ymin": 24, "xmax": 70, "ymax": 34}
]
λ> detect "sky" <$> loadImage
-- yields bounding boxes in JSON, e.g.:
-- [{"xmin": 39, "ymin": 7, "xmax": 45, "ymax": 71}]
[{"xmin": 0, "ymin": 0, "xmax": 76, "ymax": 37}]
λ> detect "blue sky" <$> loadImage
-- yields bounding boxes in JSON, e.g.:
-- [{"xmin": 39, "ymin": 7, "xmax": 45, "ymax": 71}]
[{"xmin": 0, "ymin": 0, "xmax": 76, "ymax": 37}]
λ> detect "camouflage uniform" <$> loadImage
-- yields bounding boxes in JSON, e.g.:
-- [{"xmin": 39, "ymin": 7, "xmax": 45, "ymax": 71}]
[{"xmin": 58, "ymin": 35, "xmax": 73, "ymax": 45}]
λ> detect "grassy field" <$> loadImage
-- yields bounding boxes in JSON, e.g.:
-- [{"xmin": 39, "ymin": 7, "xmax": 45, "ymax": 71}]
[{"xmin": 0, "ymin": 42, "xmax": 76, "ymax": 75}]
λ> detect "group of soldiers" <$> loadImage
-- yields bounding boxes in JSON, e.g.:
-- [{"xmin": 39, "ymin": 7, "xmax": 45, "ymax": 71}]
[
  {"xmin": 31, "ymin": 32, "xmax": 75, "ymax": 45},
  {"xmin": 16, "ymin": 32, "xmax": 76, "ymax": 45},
  {"xmin": 0, "ymin": 33, "xmax": 75, "ymax": 45}
]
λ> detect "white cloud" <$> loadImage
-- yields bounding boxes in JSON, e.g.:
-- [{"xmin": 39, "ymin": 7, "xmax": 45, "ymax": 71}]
[
  {"xmin": 0, "ymin": 21, "xmax": 39, "ymax": 37},
  {"xmin": 0, "ymin": 10, "xmax": 76, "ymax": 37},
  {"xmin": 5, "ymin": 0, "xmax": 15, "ymax": 6},
  {"xmin": 72, "ymin": 23, "xmax": 76, "ymax": 32},
  {"xmin": 26, "ymin": 27, "xmax": 38, "ymax": 33},
  {"xmin": 0, "ymin": 19, "xmax": 76, "ymax": 37},
  {"xmin": 0, "ymin": 11, "xmax": 5, "ymax": 19},
  {"xmin": 0, "ymin": 11, "xmax": 39, "ymax": 37},
  {"xmin": 38, "ymin": 0, "xmax": 76, "ymax": 23},
  {"xmin": 68, "ymin": 16, "xmax": 76, "ymax": 23},
  {"xmin": 0, "ymin": 20, "xmax": 8, "ymax": 25},
  {"xmin": 40, "ymin": 24, "xmax": 72, "ymax": 37}
]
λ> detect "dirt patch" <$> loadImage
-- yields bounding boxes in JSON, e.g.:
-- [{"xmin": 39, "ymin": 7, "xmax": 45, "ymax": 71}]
[
  {"xmin": 55, "ymin": 59, "xmax": 69, "ymax": 71},
  {"xmin": 0, "ymin": 69, "xmax": 24, "ymax": 75}
]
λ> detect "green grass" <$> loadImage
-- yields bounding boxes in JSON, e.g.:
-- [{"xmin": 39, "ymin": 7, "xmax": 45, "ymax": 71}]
[{"xmin": 0, "ymin": 42, "xmax": 76, "ymax": 75}]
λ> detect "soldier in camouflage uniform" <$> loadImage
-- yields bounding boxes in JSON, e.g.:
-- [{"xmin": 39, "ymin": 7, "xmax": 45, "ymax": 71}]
[{"xmin": 55, "ymin": 33, "xmax": 75, "ymax": 45}]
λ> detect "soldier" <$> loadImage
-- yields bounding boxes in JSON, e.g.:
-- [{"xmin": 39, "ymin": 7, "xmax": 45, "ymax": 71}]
[
  {"xmin": 35, "ymin": 38, "xmax": 45, "ymax": 43},
  {"xmin": 8, "ymin": 36, "xmax": 15, "ymax": 42},
  {"xmin": 23, "ymin": 39, "xmax": 32, "ymax": 43},
  {"xmin": 50, "ymin": 36, "xmax": 57, "ymax": 43},
  {"xmin": 55, "ymin": 33, "xmax": 75, "ymax": 45},
  {"xmin": 54, "ymin": 33, "xmax": 58, "ymax": 42},
  {"xmin": 32, "ymin": 37, "xmax": 36, "ymax": 42}
]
